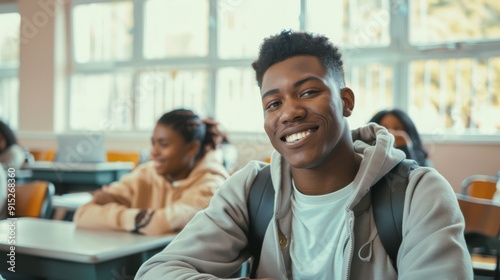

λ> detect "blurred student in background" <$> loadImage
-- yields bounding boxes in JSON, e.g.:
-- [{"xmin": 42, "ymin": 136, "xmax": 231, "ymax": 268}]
[
  {"xmin": 74, "ymin": 109, "xmax": 230, "ymax": 235},
  {"xmin": 203, "ymin": 117, "xmax": 238, "ymax": 174},
  {"xmin": 369, "ymin": 109, "xmax": 431, "ymax": 167},
  {"xmin": 0, "ymin": 120, "xmax": 27, "ymax": 169}
]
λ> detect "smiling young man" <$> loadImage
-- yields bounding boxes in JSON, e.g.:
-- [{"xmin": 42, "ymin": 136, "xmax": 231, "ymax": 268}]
[{"xmin": 136, "ymin": 31, "xmax": 473, "ymax": 279}]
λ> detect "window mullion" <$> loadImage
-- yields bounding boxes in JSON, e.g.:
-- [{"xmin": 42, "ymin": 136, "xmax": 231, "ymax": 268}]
[
  {"xmin": 206, "ymin": 0, "xmax": 218, "ymax": 118},
  {"xmin": 299, "ymin": 0, "xmax": 306, "ymax": 31},
  {"xmin": 132, "ymin": 0, "xmax": 144, "ymax": 64},
  {"xmin": 390, "ymin": 0, "xmax": 409, "ymax": 111}
]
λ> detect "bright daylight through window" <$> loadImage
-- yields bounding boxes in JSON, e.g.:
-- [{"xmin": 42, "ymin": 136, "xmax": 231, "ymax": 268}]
[{"xmin": 0, "ymin": 10, "xmax": 20, "ymax": 129}]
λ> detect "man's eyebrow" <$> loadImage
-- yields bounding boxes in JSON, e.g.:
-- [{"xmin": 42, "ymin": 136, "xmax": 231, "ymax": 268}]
[
  {"xmin": 262, "ymin": 88, "xmax": 279, "ymax": 100},
  {"xmin": 262, "ymin": 76, "xmax": 322, "ymax": 100},
  {"xmin": 293, "ymin": 76, "xmax": 322, "ymax": 88}
]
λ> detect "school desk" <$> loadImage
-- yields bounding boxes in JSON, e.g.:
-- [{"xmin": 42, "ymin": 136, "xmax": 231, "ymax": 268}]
[
  {"xmin": 472, "ymin": 254, "xmax": 498, "ymax": 277},
  {"xmin": 0, "ymin": 217, "xmax": 175, "ymax": 280}
]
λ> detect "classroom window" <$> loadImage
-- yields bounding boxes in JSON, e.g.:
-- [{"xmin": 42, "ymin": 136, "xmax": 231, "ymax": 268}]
[
  {"xmin": 143, "ymin": 0, "xmax": 209, "ymax": 59},
  {"xmin": 0, "ymin": 9, "xmax": 20, "ymax": 128},
  {"xmin": 215, "ymin": 67, "xmax": 263, "ymax": 133},
  {"xmin": 70, "ymin": 73, "xmax": 134, "ymax": 130},
  {"xmin": 0, "ymin": 12, "xmax": 20, "ymax": 65},
  {"xmin": 67, "ymin": 0, "xmax": 500, "ymax": 138},
  {"xmin": 409, "ymin": 0, "xmax": 500, "ymax": 45},
  {"xmin": 409, "ymin": 57, "xmax": 500, "ymax": 134},
  {"xmin": 0, "ymin": 77, "xmax": 19, "ymax": 128},
  {"xmin": 345, "ymin": 63, "xmax": 394, "ymax": 128},
  {"xmin": 217, "ymin": 0, "xmax": 300, "ymax": 59},
  {"xmin": 406, "ymin": 0, "xmax": 500, "ymax": 135},
  {"xmin": 135, "ymin": 69, "xmax": 209, "ymax": 130},
  {"xmin": 305, "ymin": 0, "xmax": 390, "ymax": 47},
  {"xmin": 72, "ymin": 1, "xmax": 133, "ymax": 63}
]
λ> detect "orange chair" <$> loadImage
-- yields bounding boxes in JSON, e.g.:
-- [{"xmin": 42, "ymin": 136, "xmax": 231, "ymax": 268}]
[
  {"xmin": 29, "ymin": 149, "xmax": 57, "ymax": 161},
  {"xmin": 106, "ymin": 150, "xmax": 141, "ymax": 167},
  {"xmin": 456, "ymin": 194, "xmax": 500, "ymax": 277},
  {"xmin": 461, "ymin": 175, "xmax": 498, "ymax": 200},
  {"xmin": 15, "ymin": 180, "xmax": 55, "ymax": 218},
  {"xmin": 457, "ymin": 194, "xmax": 500, "ymax": 237}
]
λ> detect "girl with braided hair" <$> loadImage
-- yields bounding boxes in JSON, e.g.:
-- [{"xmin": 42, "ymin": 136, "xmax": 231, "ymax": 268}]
[{"xmin": 75, "ymin": 109, "xmax": 230, "ymax": 235}]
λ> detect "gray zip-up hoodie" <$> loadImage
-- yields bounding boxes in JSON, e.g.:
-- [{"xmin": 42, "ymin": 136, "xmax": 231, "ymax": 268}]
[{"xmin": 136, "ymin": 123, "xmax": 473, "ymax": 280}]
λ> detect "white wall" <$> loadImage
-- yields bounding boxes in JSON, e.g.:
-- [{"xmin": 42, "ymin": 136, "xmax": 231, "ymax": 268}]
[
  {"xmin": 429, "ymin": 143, "xmax": 500, "ymax": 192},
  {"xmin": 18, "ymin": 0, "xmax": 59, "ymax": 131}
]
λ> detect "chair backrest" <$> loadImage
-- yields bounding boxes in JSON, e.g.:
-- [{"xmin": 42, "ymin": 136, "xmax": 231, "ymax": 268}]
[
  {"xmin": 15, "ymin": 180, "xmax": 55, "ymax": 219},
  {"xmin": 106, "ymin": 151, "xmax": 141, "ymax": 167},
  {"xmin": 456, "ymin": 193, "xmax": 500, "ymax": 238},
  {"xmin": 461, "ymin": 175, "xmax": 498, "ymax": 200},
  {"xmin": 29, "ymin": 149, "xmax": 57, "ymax": 161}
]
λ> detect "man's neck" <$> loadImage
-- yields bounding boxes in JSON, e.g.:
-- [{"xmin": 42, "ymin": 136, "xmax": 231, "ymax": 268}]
[{"xmin": 290, "ymin": 151, "xmax": 362, "ymax": 196}]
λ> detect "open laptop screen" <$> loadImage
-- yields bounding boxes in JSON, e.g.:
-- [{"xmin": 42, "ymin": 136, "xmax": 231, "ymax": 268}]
[{"xmin": 55, "ymin": 133, "xmax": 106, "ymax": 164}]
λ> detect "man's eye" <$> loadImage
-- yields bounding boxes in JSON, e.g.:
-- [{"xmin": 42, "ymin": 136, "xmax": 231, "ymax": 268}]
[
  {"xmin": 300, "ymin": 90, "xmax": 319, "ymax": 97},
  {"xmin": 266, "ymin": 101, "xmax": 281, "ymax": 110}
]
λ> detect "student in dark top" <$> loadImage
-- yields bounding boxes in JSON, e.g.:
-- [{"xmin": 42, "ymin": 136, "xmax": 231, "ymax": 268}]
[
  {"xmin": 368, "ymin": 109, "xmax": 431, "ymax": 166},
  {"xmin": 0, "ymin": 120, "xmax": 26, "ymax": 169}
]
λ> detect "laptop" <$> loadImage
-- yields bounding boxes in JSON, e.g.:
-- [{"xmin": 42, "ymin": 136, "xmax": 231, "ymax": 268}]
[{"xmin": 55, "ymin": 133, "xmax": 106, "ymax": 164}]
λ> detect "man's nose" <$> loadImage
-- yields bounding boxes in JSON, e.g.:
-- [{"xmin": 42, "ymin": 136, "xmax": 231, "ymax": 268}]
[{"xmin": 279, "ymin": 98, "xmax": 306, "ymax": 124}]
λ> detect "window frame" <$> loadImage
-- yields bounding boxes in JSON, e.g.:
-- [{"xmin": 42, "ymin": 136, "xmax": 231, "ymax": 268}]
[
  {"xmin": 0, "ymin": 2, "xmax": 19, "ymax": 72},
  {"xmin": 0, "ymin": 3, "xmax": 20, "ymax": 128},
  {"xmin": 68, "ymin": 0, "xmax": 500, "ymax": 143}
]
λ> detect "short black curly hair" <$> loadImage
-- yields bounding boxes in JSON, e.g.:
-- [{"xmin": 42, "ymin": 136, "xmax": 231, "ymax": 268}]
[{"xmin": 251, "ymin": 30, "xmax": 346, "ymax": 89}]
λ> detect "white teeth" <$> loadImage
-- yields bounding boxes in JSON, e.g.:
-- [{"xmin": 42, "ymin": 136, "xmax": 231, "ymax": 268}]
[{"xmin": 285, "ymin": 129, "xmax": 313, "ymax": 143}]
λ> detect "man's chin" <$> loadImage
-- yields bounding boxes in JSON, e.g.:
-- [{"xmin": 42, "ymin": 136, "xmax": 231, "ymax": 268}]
[{"xmin": 284, "ymin": 152, "xmax": 324, "ymax": 170}]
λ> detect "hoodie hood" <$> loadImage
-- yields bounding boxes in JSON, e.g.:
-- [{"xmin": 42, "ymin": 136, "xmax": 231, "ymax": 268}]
[{"xmin": 348, "ymin": 123, "xmax": 406, "ymax": 207}]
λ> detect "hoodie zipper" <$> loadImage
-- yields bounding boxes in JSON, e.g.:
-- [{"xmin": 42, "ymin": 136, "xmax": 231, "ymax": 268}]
[
  {"xmin": 345, "ymin": 211, "xmax": 355, "ymax": 280},
  {"xmin": 273, "ymin": 217, "xmax": 290, "ymax": 279}
]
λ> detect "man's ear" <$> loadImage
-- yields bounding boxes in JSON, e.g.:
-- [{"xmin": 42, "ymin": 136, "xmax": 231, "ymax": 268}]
[{"xmin": 340, "ymin": 87, "xmax": 355, "ymax": 117}]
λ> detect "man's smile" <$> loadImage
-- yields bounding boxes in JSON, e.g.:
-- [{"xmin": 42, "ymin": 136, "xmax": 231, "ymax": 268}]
[{"xmin": 281, "ymin": 127, "xmax": 318, "ymax": 143}]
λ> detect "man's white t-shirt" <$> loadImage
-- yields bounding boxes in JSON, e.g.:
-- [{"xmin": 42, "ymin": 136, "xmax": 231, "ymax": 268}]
[{"xmin": 290, "ymin": 181, "xmax": 354, "ymax": 280}]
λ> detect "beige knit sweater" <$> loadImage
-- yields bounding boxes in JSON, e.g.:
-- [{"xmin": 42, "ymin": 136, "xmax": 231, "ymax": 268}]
[{"xmin": 74, "ymin": 151, "xmax": 230, "ymax": 235}]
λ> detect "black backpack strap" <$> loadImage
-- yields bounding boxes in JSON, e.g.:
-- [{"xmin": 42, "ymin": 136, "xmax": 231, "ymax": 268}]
[
  {"xmin": 371, "ymin": 159, "xmax": 419, "ymax": 272},
  {"xmin": 247, "ymin": 165, "xmax": 275, "ymax": 278}
]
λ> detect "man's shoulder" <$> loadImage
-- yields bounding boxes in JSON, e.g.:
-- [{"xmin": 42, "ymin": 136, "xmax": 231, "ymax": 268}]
[
  {"xmin": 405, "ymin": 166, "xmax": 454, "ymax": 203},
  {"xmin": 408, "ymin": 165, "xmax": 446, "ymax": 183},
  {"xmin": 230, "ymin": 160, "xmax": 270, "ymax": 182}
]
